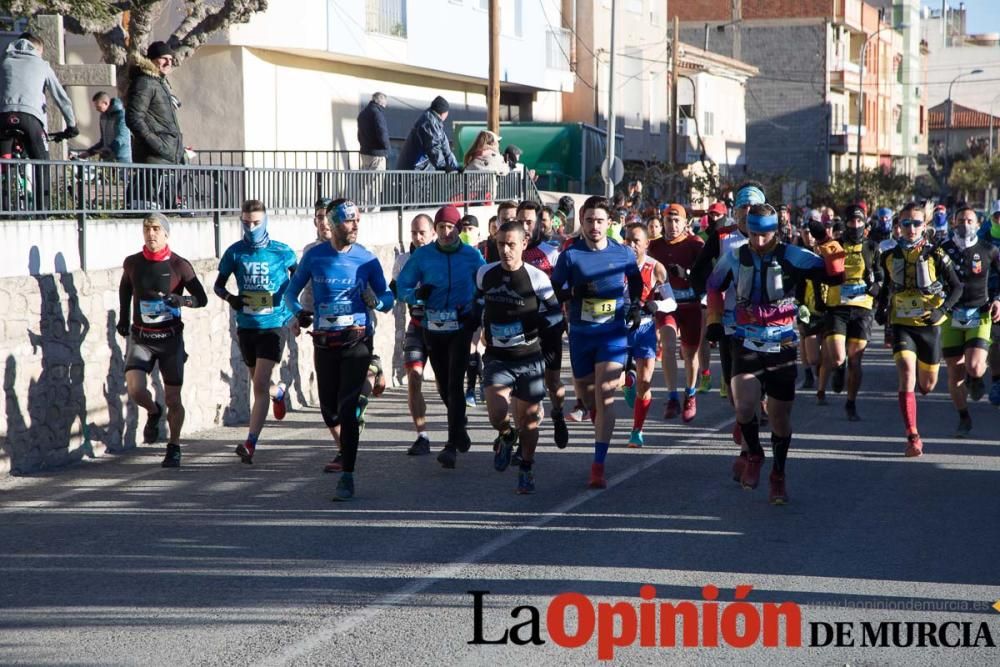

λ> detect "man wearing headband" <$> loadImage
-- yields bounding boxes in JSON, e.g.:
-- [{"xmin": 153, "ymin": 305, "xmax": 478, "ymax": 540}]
[
  {"xmin": 215, "ymin": 200, "xmax": 298, "ymax": 465},
  {"xmin": 118, "ymin": 213, "xmax": 207, "ymax": 467},
  {"xmin": 935, "ymin": 205, "xmax": 1000, "ymax": 436},
  {"xmin": 395, "ymin": 205, "xmax": 487, "ymax": 469},
  {"xmin": 706, "ymin": 202, "xmax": 845, "ymax": 504},
  {"xmin": 552, "ymin": 195, "xmax": 644, "ymax": 489},
  {"xmin": 284, "ymin": 198, "xmax": 394, "ymax": 500},
  {"xmin": 874, "ymin": 203, "xmax": 963, "ymax": 457}
]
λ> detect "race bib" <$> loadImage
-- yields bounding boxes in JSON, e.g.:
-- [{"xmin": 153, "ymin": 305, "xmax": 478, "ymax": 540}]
[
  {"xmin": 490, "ymin": 321, "xmax": 526, "ymax": 348},
  {"xmin": 840, "ymin": 283, "xmax": 868, "ymax": 306},
  {"xmin": 894, "ymin": 294, "xmax": 924, "ymax": 320},
  {"xmin": 426, "ymin": 308, "xmax": 459, "ymax": 332},
  {"xmin": 951, "ymin": 306, "xmax": 982, "ymax": 330},
  {"xmin": 317, "ymin": 302, "xmax": 359, "ymax": 331},
  {"xmin": 139, "ymin": 298, "xmax": 177, "ymax": 324},
  {"xmin": 242, "ymin": 290, "xmax": 274, "ymax": 315},
  {"xmin": 738, "ymin": 325, "xmax": 789, "ymax": 354},
  {"xmin": 673, "ymin": 287, "xmax": 696, "ymax": 302},
  {"xmin": 582, "ymin": 298, "xmax": 616, "ymax": 324}
]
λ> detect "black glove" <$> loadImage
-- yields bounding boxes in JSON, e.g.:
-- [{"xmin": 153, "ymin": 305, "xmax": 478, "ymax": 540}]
[
  {"xmin": 63, "ymin": 125, "xmax": 79, "ymax": 139},
  {"xmin": 116, "ymin": 320, "xmax": 130, "ymax": 338},
  {"xmin": 225, "ymin": 293, "xmax": 246, "ymax": 311},
  {"xmin": 414, "ymin": 284, "xmax": 434, "ymax": 301},
  {"xmin": 163, "ymin": 293, "xmax": 186, "ymax": 308},
  {"xmin": 667, "ymin": 264, "xmax": 686, "ymax": 279},
  {"xmin": 627, "ymin": 303, "xmax": 643, "ymax": 331},
  {"xmin": 362, "ymin": 290, "xmax": 379, "ymax": 310},
  {"xmin": 705, "ymin": 322, "xmax": 725, "ymax": 343},
  {"xmin": 296, "ymin": 309, "xmax": 314, "ymax": 328},
  {"xmin": 571, "ymin": 283, "xmax": 595, "ymax": 300},
  {"xmin": 923, "ymin": 308, "xmax": 944, "ymax": 324},
  {"xmin": 874, "ymin": 308, "xmax": 887, "ymax": 326}
]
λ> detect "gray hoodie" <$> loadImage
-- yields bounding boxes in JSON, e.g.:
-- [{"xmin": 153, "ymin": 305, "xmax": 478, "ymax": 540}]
[{"xmin": 0, "ymin": 38, "xmax": 75, "ymax": 129}]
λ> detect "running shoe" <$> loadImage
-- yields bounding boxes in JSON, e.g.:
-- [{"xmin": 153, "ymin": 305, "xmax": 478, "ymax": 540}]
[
  {"xmin": 623, "ymin": 383, "xmax": 636, "ymax": 409},
  {"xmin": 732, "ymin": 422, "xmax": 743, "ymax": 446},
  {"xmin": 370, "ymin": 356, "xmax": 386, "ymax": 397},
  {"xmin": 740, "ymin": 453, "xmax": 765, "ymax": 490},
  {"xmin": 905, "ymin": 433, "xmax": 923, "ymax": 458},
  {"xmin": 272, "ymin": 383, "xmax": 287, "ymax": 420},
  {"xmin": 845, "ymin": 403, "xmax": 861, "ymax": 422},
  {"xmin": 966, "ymin": 374, "xmax": 986, "ymax": 402},
  {"xmin": 235, "ymin": 440, "xmax": 255, "ymax": 464},
  {"xmin": 567, "ymin": 402, "xmax": 587, "ymax": 422},
  {"xmin": 465, "ymin": 390, "xmax": 477, "ymax": 408},
  {"xmin": 769, "ymin": 471, "xmax": 788, "ymax": 505},
  {"xmin": 832, "ymin": 363, "xmax": 846, "ymax": 394},
  {"xmin": 161, "ymin": 443, "xmax": 181, "ymax": 468},
  {"xmin": 516, "ymin": 470, "xmax": 535, "ymax": 495},
  {"xmin": 437, "ymin": 446, "xmax": 457, "ymax": 469},
  {"xmin": 732, "ymin": 452, "xmax": 747, "ymax": 482},
  {"xmin": 493, "ymin": 429, "xmax": 517, "ymax": 472},
  {"xmin": 333, "ymin": 474, "xmax": 354, "ymax": 501},
  {"xmin": 697, "ymin": 371, "xmax": 712, "ymax": 394},
  {"xmin": 511, "ymin": 445, "xmax": 523, "ymax": 468},
  {"xmin": 816, "ymin": 390, "xmax": 827, "ymax": 406},
  {"xmin": 553, "ymin": 413, "xmax": 569, "ymax": 449},
  {"xmin": 990, "ymin": 379, "xmax": 1000, "ymax": 406},
  {"xmin": 323, "ymin": 452, "xmax": 343, "ymax": 472},
  {"xmin": 682, "ymin": 395, "xmax": 697, "ymax": 423},
  {"xmin": 663, "ymin": 397, "xmax": 680, "ymax": 419},
  {"xmin": 719, "ymin": 382, "xmax": 729, "ymax": 400},
  {"xmin": 454, "ymin": 429, "xmax": 472, "ymax": 453},
  {"xmin": 627, "ymin": 429, "xmax": 644, "ymax": 448},
  {"xmin": 588, "ymin": 462, "xmax": 607, "ymax": 489},
  {"xmin": 955, "ymin": 415, "xmax": 972, "ymax": 438},
  {"xmin": 143, "ymin": 403, "xmax": 164, "ymax": 444},
  {"xmin": 406, "ymin": 435, "xmax": 431, "ymax": 456},
  {"xmin": 356, "ymin": 395, "xmax": 369, "ymax": 434}
]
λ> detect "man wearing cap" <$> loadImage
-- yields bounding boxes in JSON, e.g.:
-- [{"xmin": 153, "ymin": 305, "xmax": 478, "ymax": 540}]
[
  {"xmin": 395, "ymin": 205, "xmax": 486, "ymax": 468},
  {"xmin": 396, "ymin": 95, "xmax": 460, "ymax": 172},
  {"xmin": 820, "ymin": 204, "xmax": 881, "ymax": 421},
  {"xmin": 117, "ymin": 213, "xmax": 207, "ymax": 468},
  {"xmin": 647, "ymin": 203, "xmax": 705, "ymax": 423},
  {"xmin": 707, "ymin": 203, "xmax": 845, "ymax": 504}
]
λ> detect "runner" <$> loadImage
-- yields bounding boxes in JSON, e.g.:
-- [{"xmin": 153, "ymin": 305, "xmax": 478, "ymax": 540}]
[
  {"xmin": 821, "ymin": 204, "xmax": 881, "ymax": 421},
  {"xmin": 937, "ymin": 205, "xmax": 1000, "ymax": 436},
  {"xmin": 804, "ymin": 215, "xmax": 844, "ymax": 404},
  {"xmin": 648, "ymin": 203, "xmax": 704, "ymax": 422},
  {"xmin": 459, "ymin": 214, "xmax": 485, "ymax": 408},
  {"xmin": 395, "ymin": 205, "xmax": 486, "ymax": 468},
  {"xmin": 707, "ymin": 203, "xmax": 845, "ymax": 504},
  {"xmin": 552, "ymin": 196, "xmax": 644, "ymax": 489},
  {"xmin": 982, "ymin": 208, "xmax": 1000, "ymax": 406},
  {"xmin": 695, "ymin": 201, "xmax": 729, "ymax": 393},
  {"xmin": 794, "ymin": 212, "xmax": 828, "ymax": 393},
  {"xmin": 215, "ymin": 200, "xmax": 298, "ymax": 464},
  {"xmin": 622, "ymin": 222, "xmax": 676, "ymax": 447},
  {"xmin": 477, "ymin": 220, "xmax": 563, "ymax": 494},
  {"xmin": 874, "ymin": 203, "xmax": 964, "ymax": 456},
  {"xmin": 390, "ymin": 213, "xmax": 436, "ymax": 455},
  {"xmin": 284, "ymin": 199, "xmax": 393, "ymax": 500},
  {"xmin": 117, "ymin": 213, "xmax": 207, "ymax": 467}
]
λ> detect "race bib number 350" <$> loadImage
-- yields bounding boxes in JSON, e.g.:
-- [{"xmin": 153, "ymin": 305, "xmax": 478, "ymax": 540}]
[{"xmin": 582, "ymin": 298, "xmax": 616, "ymax": 324}]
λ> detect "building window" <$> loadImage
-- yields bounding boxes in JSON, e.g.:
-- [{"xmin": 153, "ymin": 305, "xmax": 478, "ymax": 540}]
[
  {"xmin": 650, "ymin": 1, "xmax": 663, "ymax": 26},
  {"xmin": 546, "ymin": 28, "xmax": 571, "ymax": 70},
  {"xmin": 703, "ymin": 110, "xmax": 714, "ymax": 136},
  {"xmin": 366, "ymin": 0, "xmax": 407, "ymax": 38}
]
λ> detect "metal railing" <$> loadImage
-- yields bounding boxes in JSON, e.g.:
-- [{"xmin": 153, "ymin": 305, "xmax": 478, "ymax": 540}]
[{"xmin": 190, "ymin": 149, "xmax": 361, "ymax": 171}]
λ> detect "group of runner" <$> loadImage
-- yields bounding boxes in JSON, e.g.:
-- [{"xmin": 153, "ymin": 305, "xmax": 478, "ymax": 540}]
[{"xmin": 116, "ymin": 186, "xmax": 1000, "ymax": 503}]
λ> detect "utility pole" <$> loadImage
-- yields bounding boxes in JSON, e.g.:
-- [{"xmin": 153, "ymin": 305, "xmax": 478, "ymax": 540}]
[
  {"xmin": 604, "ymin": 0, "xmax": 617, "ymax": 197},
  {"xmin": 488, "ymin": 0, "xmax": 500, "ymax": 135},
  {"xmin": 669, "ymin": 15, "xmax": 679, "ymax": 197}
]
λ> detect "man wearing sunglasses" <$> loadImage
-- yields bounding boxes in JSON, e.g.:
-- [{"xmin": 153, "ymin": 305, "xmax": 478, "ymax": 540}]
[
  {"xmin": 875, "ymin": 203, "xmax": 964, "ymax": 457},
  {"xmin": 707, "ymin": 203, "xmax": 845, "ymax": 505}
]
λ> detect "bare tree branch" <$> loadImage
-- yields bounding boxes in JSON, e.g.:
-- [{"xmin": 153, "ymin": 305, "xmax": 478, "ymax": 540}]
[{"xmin": 167, "ymin": 0, "xmax": 268, "ymax": 63}]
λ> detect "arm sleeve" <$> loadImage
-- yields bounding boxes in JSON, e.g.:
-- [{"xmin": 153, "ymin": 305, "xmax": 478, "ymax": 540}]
[
  {"xmin": 990, "ymin": 247, "xmax": 1000, "ymax": 301},
  {"xmin": 394, "ymin": 251, "xmax": 421, "ymax": 305},
  {"xmin": 45, "ymin": 66, "xmax": 75, "ymax": 127},
  {"xmin": 705, "ymin": 252, "xmax": 735, "ymax": 325},
  {"xmin": 214, "ymin": 250, "xmax": 234, "ymax": 300},
  {"xmin": 530, "ymin": 267, "xmax": 564, "ymax": 330},
  {"xmin": 551, "ymin": 251, "xmax": 572, "ymax": 303},
  {"xmin": 937, "ymin": 252, "xmax": 964, "ymax": 312},
  {"xmin": 690, "ymin": 232, "xmax": 721, "ymax": 293},
  {"xmin": 626, "ymin": 262, "xmax": 644, "ymax": 303},
  {"xmin": 875, "ymin": 253, "xmax": 890, "ymax": 315},
  {"xmin": 366, "ymin": 258, "xmax": 393, "ymax": 310},
  {"xmin": 282, "ymin": 254, "xmax": 309, "ymax": 315},
  {"xmin": 118, "ymin": 264, "xmax": 133, "ymax": 327},
  {"xmin": 179, "ymin": 261, "xmax": 207, "ymax": 307}
]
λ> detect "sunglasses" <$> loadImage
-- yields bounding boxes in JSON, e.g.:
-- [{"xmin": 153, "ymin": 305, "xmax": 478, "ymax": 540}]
[{"xmin": 899, "ymin": 219, "xmax": 924, "ymax": 228}]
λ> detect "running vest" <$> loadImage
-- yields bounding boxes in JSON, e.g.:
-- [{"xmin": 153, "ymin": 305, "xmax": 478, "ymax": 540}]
[
  {"xmin": 885, "ymin": 243, "xmax": 946, "ymax": 326},
  {"xmin": 734, "ymin": 244, "xmax": 800, "ymax": 329},
  {"xmin": 827, "ymin": 241, "xmax": 873, "ymax": 310}
]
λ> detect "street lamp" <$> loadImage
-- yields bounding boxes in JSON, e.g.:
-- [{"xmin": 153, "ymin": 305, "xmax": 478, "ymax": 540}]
[
  {"xmin": 942, "ymin": 68, "xmax": 984, "ymax": 197},
  {"xmin": 854, "ymin": 22, "xmax": 908, "ymax": 199}
]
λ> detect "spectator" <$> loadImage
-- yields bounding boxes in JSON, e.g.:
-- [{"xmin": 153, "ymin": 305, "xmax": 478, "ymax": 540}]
[
  {"xmin": 357, "ymin": 92, "xmax": 390, "ymax": 171},
  {"xmin": 126, "ymin": 41, "xmax": 184, "ymax": 165},
  {"xmin": 396, "ymin": 95, "xmax": 459, "ymax": 172},
  {"xmin": 81, "ymin": 91, "xmax": 131, "ymax": 162},
  {"xmin": 462, "ymin": 130, "xmax": 509, "ymax": 174}
]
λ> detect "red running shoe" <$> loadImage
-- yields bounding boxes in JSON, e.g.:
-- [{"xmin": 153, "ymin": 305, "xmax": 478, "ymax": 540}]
[
  {"xmin": 682, "ymin": 394, "xmax": 697, "ymax": 423},
  {"xmin": 272, "ymin": 383, "xmax": 287, "ymax": 420},
  {"xmin": 323, "ymin": 453, "xmax": 344, "ymax": 473},
  {"xmin": 588, "ymin": 463, "xmax": 607, "ymax": 489},
  {"xmin": 769, "ymin": 471, "xmax": 788, "ymax": 504},
  {"xmin": 740, "ymin": 453, "xmax": 764, "ymax": 489},
  {"xmin": 905, "ymin": 433, "xmax": 923, "ymax": 458},
  {"xmin": 663, "ymin": 397, "xmax": 680, "ymax": 419},
  {"xmin": 732, "ymin": 452, "xmax": 747, "ymax": 482},
  {"xmin": 235, "ymin": 440, "xmax": 255, "ymax": 464}
]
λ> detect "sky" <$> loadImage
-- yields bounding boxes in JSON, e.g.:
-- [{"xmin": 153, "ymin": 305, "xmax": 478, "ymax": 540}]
[{"xmin": 926, "ymin": 0, "xmax": 1000, "ymax": 34}]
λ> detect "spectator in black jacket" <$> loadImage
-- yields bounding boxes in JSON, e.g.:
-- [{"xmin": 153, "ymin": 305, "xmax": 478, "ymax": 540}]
[
  {"xmin": 357, "ymin": 92, "xmax": 390, "ymax": 171},
  {"xmin": 126, "ymin": 41, "xmax": 183, "ymax": 165},
  {"xmin": 395, "ymin": 95, "xmax": 459, "ymax": 172}
]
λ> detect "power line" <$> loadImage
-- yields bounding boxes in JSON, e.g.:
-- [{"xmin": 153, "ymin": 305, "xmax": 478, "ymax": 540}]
[{"xmin": 537, "ymin": 0, "xmax": 596, "ymax": 91}]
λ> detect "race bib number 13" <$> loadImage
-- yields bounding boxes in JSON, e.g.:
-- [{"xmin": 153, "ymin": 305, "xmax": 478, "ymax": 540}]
[{"xmin": 582, "ymin": 298, "xmax": 616, "ymax": 324}]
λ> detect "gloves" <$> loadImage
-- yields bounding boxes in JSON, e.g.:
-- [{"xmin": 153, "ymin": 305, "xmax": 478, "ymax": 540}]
[
  {"xmin": 63, "ymin": 125, "xmax": 79, "ymax": 139},
  {"xmin": 874, "ymin": 307, "xmax": 887, "ymax": 326},
  {"xmin": 163, "ymin": 293, "xmax": 187, "ymax": 308},
  {"xmin": 666, "ymin": 264, "xmax": 687, "ymax": 280},
  {"xmin": 627, "ymin": 303, "xmax": 643, "ymax": 331},
  {"xmin": 414, "ymin": 284, "xmax": 434, "ymax": 301},
  {"xmin": 705, "ymin": 322, "xmax": 725, "ymax": 343},
  {"xmin": 362, "ymin": 290, "xmax": 379, "ymax": 310},
  {"xmin": 225, "ymin": 293, "xmax": 246, "ymax": 311},
  {"xmin": 923, "ymin": 308, "xmax": 944, "ymax": 324},
  {"xmin": 296, "ymin": 309, "xmax": 314, "ymax": 328},
  {"xmin": 116, "ymin": 320, "xmax": 130, "ymax": 338},
  {"xmin": 797, "ymin": 304, "xmax": 811, "ymax": 324}
]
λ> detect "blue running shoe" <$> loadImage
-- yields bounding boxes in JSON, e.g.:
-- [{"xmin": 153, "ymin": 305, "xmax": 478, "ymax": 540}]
[
  {"xmin": 516, "ymin": 470, "xmax": 535, "ymax": 494},
  {"xmin": 989, "ymin": 379, "xmax": 1000, "ymax": 407},
  {"xmin": 333, "ymin": 473, "xmax": 354, "ymax": 501},
  {"xmin": 627, "ymin": 429, "xmax": 644, "ymax": 448},
  {"xmin": 493, "ymin": 430, "xmax": 517, "ymax": 472}
]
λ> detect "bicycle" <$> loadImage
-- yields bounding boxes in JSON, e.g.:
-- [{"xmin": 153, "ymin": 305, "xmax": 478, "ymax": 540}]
[{"xmin": 0, "ymin": 127, "xmax": 73, "ymax": 214}]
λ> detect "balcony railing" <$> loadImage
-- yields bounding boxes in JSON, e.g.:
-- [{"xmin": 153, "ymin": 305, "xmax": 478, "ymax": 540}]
[{"xmin": 366, "ymin": 0, "xmax": 407, "ymax": 38}]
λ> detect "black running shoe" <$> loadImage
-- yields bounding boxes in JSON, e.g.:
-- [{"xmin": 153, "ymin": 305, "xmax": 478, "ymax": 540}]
[
  {"xmin": 161, "ymin": 443, "xmax": 181, "ymax": 468},
  {"xmin": 143, "ymin": 403, "xmax": 164, "ymax": 444},
  {"xmin": 553, "ymin": 413, "xmax": 569, "ymax": 449},
  {"xmin": 454, "ymin": 429, "xmax": 472, "ymax": 453},
  {"xmin": 832, "ymin": 363, "xmax": 846, "ymax": 394},
  {"xmin": 407, "ymin": 435, "xmax": 431, "ymax": 456},
  {"xmin": 437, "ymin": 446, "xmax": 457, "ymax": 469}
]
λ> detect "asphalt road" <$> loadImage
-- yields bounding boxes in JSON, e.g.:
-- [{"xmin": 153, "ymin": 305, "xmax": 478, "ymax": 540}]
[{"xmin": 2, "ymin": 334, "xmax": 999, "ymax": 666}]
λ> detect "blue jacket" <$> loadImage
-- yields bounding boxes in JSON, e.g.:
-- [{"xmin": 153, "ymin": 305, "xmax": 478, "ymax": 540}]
[
  {"xmin": 357, "ymin": 100, "xmax": 390, "ymax": 157},
  {"xmin": 395, "ymin": 109, "xmax": 459, "ymax": 172},
  {"xmin": 394, "ymin": 241, "xmax": 485, "ymax": 330},
  {"xmin": 88, "ymin": 97, "xmax": 132, "ymax": 162}
]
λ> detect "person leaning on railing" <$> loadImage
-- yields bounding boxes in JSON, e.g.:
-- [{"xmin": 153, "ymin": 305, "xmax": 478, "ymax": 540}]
[
  {"xmin": 395, "ymin": 96, "xmax": 459, "ymax": 173},
  {"xmin": 80, "ymin": 91, "xmax": 131, "ymax": 163}
]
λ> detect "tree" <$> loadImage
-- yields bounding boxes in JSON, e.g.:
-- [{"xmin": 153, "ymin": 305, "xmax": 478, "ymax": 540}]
[
  {"xmin": 809, "ymin": 166, "xmax": 915, "ymax": 212},
  {"xmin": 1, "ymin": 1, "xmax": 268, "ymax": 93}
]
